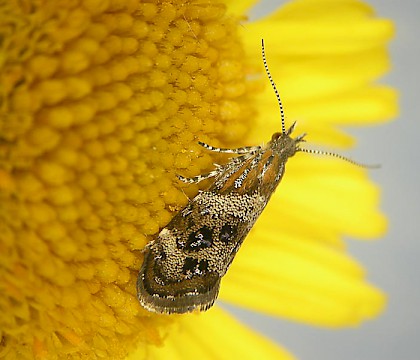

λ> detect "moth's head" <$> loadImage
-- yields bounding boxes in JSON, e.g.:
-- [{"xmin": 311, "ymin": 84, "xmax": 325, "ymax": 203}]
[
  {"xmin": 270, "ymin": 121, "xmax": 306, "ymax": 144},
  {"xmin": 271, "ymin": 132, "xmax": 282, "ymax": 141}
]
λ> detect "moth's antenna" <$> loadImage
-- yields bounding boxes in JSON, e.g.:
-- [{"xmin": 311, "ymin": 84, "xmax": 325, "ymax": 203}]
[
  {"xmin": 298, "ymin": 148, "xmax": 380, "ymax": 169},
  {"xmin": 261, "ymin": 39, "xmax": 286, "ymax": 135}
]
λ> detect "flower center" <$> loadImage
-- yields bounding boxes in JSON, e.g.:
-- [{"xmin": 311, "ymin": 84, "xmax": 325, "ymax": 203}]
[{"xmin": 0, "ymin": 1, "xmax": 256, "ymax": 359}]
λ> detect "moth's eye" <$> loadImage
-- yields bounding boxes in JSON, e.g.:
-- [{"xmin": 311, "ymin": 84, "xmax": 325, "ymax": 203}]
[{"xmin": 271, "ymin": 132, "xmax": 281, "ymax": 141}]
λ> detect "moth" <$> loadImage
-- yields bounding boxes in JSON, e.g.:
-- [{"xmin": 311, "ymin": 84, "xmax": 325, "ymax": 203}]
[{"xmin": 137, "ymin": 39, "xmax": 366, "ymax": 314}]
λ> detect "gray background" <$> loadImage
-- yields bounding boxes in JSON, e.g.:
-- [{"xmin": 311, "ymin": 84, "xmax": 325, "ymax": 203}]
[{"xmin": 225, "ymin": 1, "xmax": 420, "ymax": 359}]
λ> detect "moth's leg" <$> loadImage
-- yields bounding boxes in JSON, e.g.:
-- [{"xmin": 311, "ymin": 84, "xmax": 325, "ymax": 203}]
[
  {"xmin": 198, "ymin": 141, "xmax": 261, "ymax": 154},
  {"xmin": 177, "ymin": 170, "xmax": 219, "ymax": 184}
]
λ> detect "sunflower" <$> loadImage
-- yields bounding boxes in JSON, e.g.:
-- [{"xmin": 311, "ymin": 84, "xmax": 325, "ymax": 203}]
[{"xmin": 0, "ymin": 0, "xmax": 397, "ymax": 359}]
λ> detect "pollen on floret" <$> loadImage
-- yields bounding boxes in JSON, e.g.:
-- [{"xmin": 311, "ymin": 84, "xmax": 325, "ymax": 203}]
[
  {"xmin": 28, "ymin": 55, "xmax": 59, "ymax": 79},
  {"xmin": 43, "ymin": 107, "xmax": 75, "ymax": 129},
  {"xmin": 60, "ymin": 50, "xmax": 90, "ymax": 73},
  {"xmin": 36, "ymin": 162, "xmax": 70, "ymax": 186},
  {"xmin": 27, "ymin": 125, "xmax": 61, "ymax": 151}
]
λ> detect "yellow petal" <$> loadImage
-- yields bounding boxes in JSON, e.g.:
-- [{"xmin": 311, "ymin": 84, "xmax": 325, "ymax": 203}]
[
  {"xmin": 271, "ymin": 0, "xmax": 375, "ymax": 20},
  {"xmin": 243, "ymin": 1, "xmax": 394, "ymax": 57},
  {"xmin": 221, "ymin": 231, "xmax": 385, "ymax": 326},
  {"xmin": 256, "ymin": 48, "xmax": 392, "ymax": 103},
  {"xmin": 225, "ymin": 0, "xmax": 258, "ymax": 16},
  {"xmin": 283, "ymin": 158, "xmax": 387, "ymax": 239},
  {"xmin": 286, "ymin": 86, "xmax": 398, "ymax": 126},
  {"xmin": 138, "ymin": 307, "xmax": 294, "ymax": 360}
]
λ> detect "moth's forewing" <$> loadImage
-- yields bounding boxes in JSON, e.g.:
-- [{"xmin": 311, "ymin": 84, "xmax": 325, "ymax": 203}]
[{"xmin": 137, "ymin": 134, "xmax": 299, "ymax": 314}]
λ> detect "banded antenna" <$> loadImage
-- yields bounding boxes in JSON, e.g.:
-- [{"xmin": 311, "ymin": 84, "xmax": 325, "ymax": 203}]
[
  {"xmin": 298, "ymin": 147, "xmax": 380, "ymax": 169},
  {"xmin": 261, "ymin": 39, "xmax": 286, "ymax": 135},
  {"xmin": 261, "ymin": 39, "xmax": 379, "ymax": 169}
]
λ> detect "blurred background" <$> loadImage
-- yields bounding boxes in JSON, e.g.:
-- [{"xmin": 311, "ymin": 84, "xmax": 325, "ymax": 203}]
[{"xmin": 225, "ymin": 1, "xmax": 419, "ymax": 359}]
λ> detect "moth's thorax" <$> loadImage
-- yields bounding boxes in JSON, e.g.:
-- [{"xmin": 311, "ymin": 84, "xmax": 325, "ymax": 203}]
[
  {"xmin": 210, "ymin": 132, "xmax": 300, "ymax": 199},
  {"xmin": 270, "ymin": 132, "xmax": 299, "ymax": 158}
]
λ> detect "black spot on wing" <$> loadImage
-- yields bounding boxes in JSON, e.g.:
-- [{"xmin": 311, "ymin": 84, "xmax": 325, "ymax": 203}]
[
  {"xmin": 182, "ymin": 257, "xmax": 209, "ymax": 277},
  {"xmin": 186, "ymin": 226, "xmax": 213, "ymax": 251}
]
